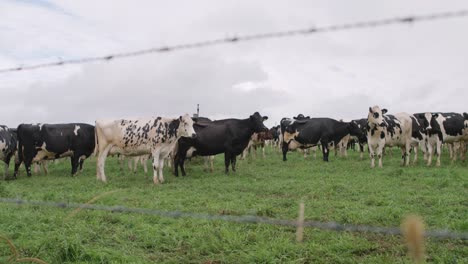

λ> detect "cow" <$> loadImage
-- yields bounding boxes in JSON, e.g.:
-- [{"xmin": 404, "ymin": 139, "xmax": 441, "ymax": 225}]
[
  {"xmin": 415, "ymin": 112, "xmax": 468, "ymax": 166},
  {"xmin": 367, "ymin": 106, "xmax": 412, "ymax": 168},
  {"xmin": 349, "ymin": 118, "xmax": 368, "ymax": 160},
  {"xmin": 281, "ymin": 117, "xmax": 361, "ymax": 162},
  {"xmin": 14, "ymin": 123, "xmax": 95, "ymax": 178},
  {"xmin": 410, "ymin": 114, "xmax": 428, "ymax": 164},
  {"xmin": 279, "ymin": 114, "xmax": 311, "ymax": 159},
  {"xmin": 173, "ymin": 112, "xmax": 268, "ymax": 176},
  {"xmin": 267, "ymin": 125, "xmax": 280, "ymax": 149},
  {"xmin": 241, "ymin": 131, "xmax": 273, "ymax": 159},
  {"xmin": 95, "ymin": 114, "xmax": 196, "ymax": 184},
  {"xmin": 0, "ymin": 126, "xmax": 17, "ymax": 179}
]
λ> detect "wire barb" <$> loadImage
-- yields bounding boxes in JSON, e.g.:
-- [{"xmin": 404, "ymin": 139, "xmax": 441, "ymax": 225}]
[{"xmin": 0, "ymin": 9, "xmax": 467, "ymax": 74}]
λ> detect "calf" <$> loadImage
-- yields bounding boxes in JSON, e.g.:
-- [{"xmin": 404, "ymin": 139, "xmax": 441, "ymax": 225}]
[
  {"xmin": 282, "ymin": 118, "xmax": 360, "ymax": 162},
  {"xmin": 0, "ymin": 126, "xmax": 17, "ymax": 179},
  {"xmin": 14, "ymin": 123, "xmax": 95, "ymax": 177},
  {"xmin": 95, "ymin": 114, "xmax": 196, "ymax": 184},
  {"xmin": 174, "ymin": 112, "xmax": 268, "ymax": 176},
  {"xmin": 367, "ymin": 106, "xmax": 412, "ymax": 168}
]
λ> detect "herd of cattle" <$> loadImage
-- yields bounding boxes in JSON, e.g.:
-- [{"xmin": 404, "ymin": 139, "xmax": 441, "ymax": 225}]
[{"xmin": 1, "ymin": 107, "xmax": 467, "ymax": 184}]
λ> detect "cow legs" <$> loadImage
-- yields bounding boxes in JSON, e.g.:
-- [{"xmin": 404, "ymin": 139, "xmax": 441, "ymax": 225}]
[
  {"xmin": 24, "ymin": 157, "xmax": 33, "ymax": 177},
  {"xmin": 3, "ymin": 153, "xmax": 15, "ymax": 179},
  {"xmin": 412, "ymin": 145, "xmax": 418, "ymax": 164},
  {"xmin": 13, "ymin": 157, "xmax": 22, "ymax": 179},
  {"xmin": 79, "ymin": 159, "xmax": 84, "ymax": 173},
  {"xmin": 209, "ymin": 156, "xmax": 214, "ymax": 172},
  {"xmin": 152, "ymin": 150, "xmax": 161, "ymax": 184},
  {"xmin": 231, "ymin": 155, "xmax": 237, "ymax": 172},
  {"xmin": 158, "ymin": 157, "xmax": 165, "ymax": 184},
  {"xmin": 71, "ymin": 155, "xmax": 80, "ymax": 176},
  {"xmin": 118, "ymin": 155, "xmax": 124, "ymax": 171},
  {"xmin": 369, "ymin": 145, "xmax": 376, "ymax": 168},
  {"xmin": 142, "ymin": 156, "xmax": 148, "ymax": 174},
  {"xmin": 282, "ymin": 142, "xmax": 288, "ymax": 161},
  {"xmin": 377, "ymin": 147, "xmax": 383, "ymax": 168},
  {"xmin": 224, "ymin": 153, "xmax": 231, "ymax": 174},
  {"xmin": 426, "ymin": 141, "xmax": 433, "ymax": 166},
  {"xmin": 97, "ymin": 144, "xmax": 113, "ymax": 182},
  {"xmin": 435, "ymin": 140, "xmax": 442, "ymax": 167},
  {"xmin": 262, "ymin": 146, "xmax": 265, "ymax": 159},
  {"xmin": 174, "ymin": 150, "xmax": 187, "ymax": 177},
  {"xmin": 3, "ymin": 161, "xmax": 9, "ymax": 180},
  {"xmin": 321, "ymin": 140, "xmax": 329, "ymax": 162},
  {"xmin": 359, "ymin": 143, "xmax": 364, "ymax": 160}
]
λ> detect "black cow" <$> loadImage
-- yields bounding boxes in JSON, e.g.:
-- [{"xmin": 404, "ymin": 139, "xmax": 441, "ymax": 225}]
[
  {"xmin": 268, "ymin": 125, "xmax": 281, "ymax": 147},
  {"xmin": 174, "ymin": 112, "xmax": 268, "ymax": 176},
  {"xmin": 14, "ymin": 123, "xmax": 95, "ymax": 177},
  {"xmin": 0, "ymin": 126, "xmax": 17, "ymax": 179},
  {"xmin": 282, "ymin": 118, "xmax": 360, "ymax": 162},
  {"xmin": 192, "ymin": 117, "xmax": 212, "ymax": 123}
]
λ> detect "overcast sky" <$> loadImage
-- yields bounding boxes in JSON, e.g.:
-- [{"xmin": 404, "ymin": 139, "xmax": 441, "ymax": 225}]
[{"xmin": 1, "ymin": 0, "xmax": 467, "ymax": 127}]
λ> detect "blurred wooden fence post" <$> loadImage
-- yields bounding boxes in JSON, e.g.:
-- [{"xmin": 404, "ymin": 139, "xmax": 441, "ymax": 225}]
[{"xmin": 296, "ymin": 202, "xmax": 305, "ymax": 242}]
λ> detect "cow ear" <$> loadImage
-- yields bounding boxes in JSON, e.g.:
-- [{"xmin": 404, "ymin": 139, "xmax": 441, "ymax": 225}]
[
  {"xmin": 369, "ymin": 107, "xmax": 373, "ymax": 113},
  {"xmin": 262, "ymin": 116, "xmax": 268, "ymax": 121},
  {"xmin": 382, "ymin": 109, "xmax": 388, "ymax": 114},
  {"xmin": 179, "ymin": 116, "xmax": 183, "ymax": 121},
  {"xmin": 432, "ymin": 113, "xmax": 439, "ymax": 118},
  {"xmin": 306, "ymin": 116, "xmax": 310, "ymax": 119},
  {"xmin": 463, "ymin": 112, "xmax": 468, "ymax": 119}
]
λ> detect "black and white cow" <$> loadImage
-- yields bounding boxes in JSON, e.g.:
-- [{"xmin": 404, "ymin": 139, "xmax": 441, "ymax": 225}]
[
  {"xmin": 268, "ymin": 125, "xmax": 281, "ymax": 148},
  {"xmin": 95, "ymin": 114, "xmax": 196, "ymax": 184},
  {"xmin": 0, "ymin": 126, "xmax": 17, "ymax": 179},
  {"xmin": 14, "ymin": 123, "xmax": 95, "ymax": 178},
  {"xmin": 415, "ymin": 112, "xmax": 468, "ymax": 166},
  {"xmin": 173, "ymin": 112, "xmax": 268, "ymax": 176},
  {"xmin": 367, "ymin": 106, "xmax": 412, "ymax": 168},
  {"xmin": 410, "ymin": 114, "xmax": 428, "ymax": 164},
  {"xmin": 281, "ymin": 117, "xmax": 361, "ymax": 162}
]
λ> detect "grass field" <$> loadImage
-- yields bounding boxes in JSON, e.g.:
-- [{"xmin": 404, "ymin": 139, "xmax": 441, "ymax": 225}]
[{"xmin": 0, "ymin": 146, "xmax": 467, "ymax": 263}]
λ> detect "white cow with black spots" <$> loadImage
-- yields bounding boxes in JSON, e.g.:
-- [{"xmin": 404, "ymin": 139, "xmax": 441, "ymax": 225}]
[
  {"xmin": 367, "ymin": 106, "xmax": 412, "ymax": 168},
  {"xmin": 95, "ymin": 114, "xmax": 196, "ymax": 184}
]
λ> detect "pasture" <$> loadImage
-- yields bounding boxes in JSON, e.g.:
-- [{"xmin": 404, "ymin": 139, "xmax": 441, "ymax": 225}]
[{"xmin": 0, "ymin": 147, "xmax": 467, "ymax": 263}]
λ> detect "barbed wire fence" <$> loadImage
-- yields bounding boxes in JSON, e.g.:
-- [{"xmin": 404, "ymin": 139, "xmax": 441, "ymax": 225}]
[
  {"xmin": 0, "ymin": 9, "xmax": 467, "ymax": 74},
  {"xmin": 2, "ymin": 8, "xmax": 468, "ymax": 263},
  {"xmin": 0, "ymin": 197, "xmax": 466, "ymax": 241}
]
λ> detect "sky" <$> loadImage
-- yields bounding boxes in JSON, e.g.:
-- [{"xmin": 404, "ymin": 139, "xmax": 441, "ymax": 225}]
[{"xmin": 1, "ymin": 0, "xmax": 467, "ymax": 128}]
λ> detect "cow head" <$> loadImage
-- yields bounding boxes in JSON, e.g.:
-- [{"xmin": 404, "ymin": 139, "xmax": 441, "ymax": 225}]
[
  {"xmin": 249, "ymin": 112, "xmax": 268, "ymax": 133},
  {"xmin": 368, "ymin": 106, "xmax": 387, "ymax": 128},
  {"xmin": 416, "ymin": 112, "xmax": 439, "ymax": 133},
  {"xmin": 179, "ymin": 114, "xmax": 197, "ymax": 138},
  {"xmin": 348, "ymin": 121, "xmax": 363, "ymax": 137},
  {"xmin": 293, "ymin": 114, "xmax": 310, "ymax": 120}
]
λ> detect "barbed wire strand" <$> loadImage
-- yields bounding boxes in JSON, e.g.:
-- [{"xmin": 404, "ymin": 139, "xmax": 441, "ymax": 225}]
[
  {"xmin": 0, "ymin": 197, "xmax": 466, "ymax": 241},
  {"xmin": 1, "ymin": 10, "xmax": 467, "ymax": 74}
]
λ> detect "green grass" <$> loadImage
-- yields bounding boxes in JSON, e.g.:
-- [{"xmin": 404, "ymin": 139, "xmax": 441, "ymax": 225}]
[{"xmin": 0, "ymin": 147, "xmax": 467, "ymax": 263}]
